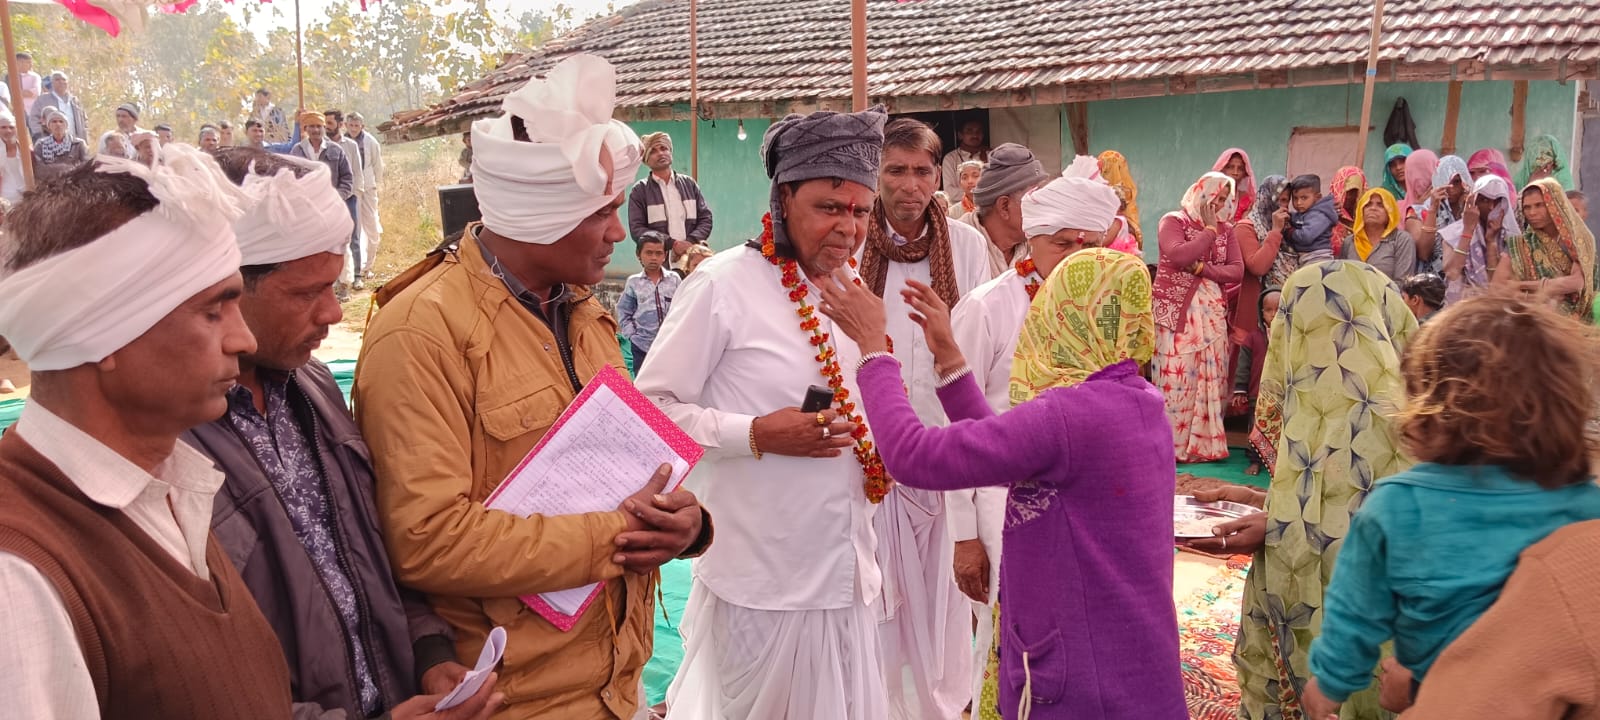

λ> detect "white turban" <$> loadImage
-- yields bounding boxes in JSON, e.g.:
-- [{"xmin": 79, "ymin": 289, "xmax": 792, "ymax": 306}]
[
  {"xmin": 0, "ymin": 144, "xmax": 246, "ymax": 370},
  {"xmin": 235, "ymin": 156, "xmax": 354, "ymax": 265},
  {"xmin": 471, "ymin": 54, "xmax": 642, "ymax": 244},
  {"xmin": 1061, "ymin": 154, "xmax": 1105, "ymax": 182},
  {"xmin": 1022, "ymin": 170, "xmax": 1122, "ymax": 238}
]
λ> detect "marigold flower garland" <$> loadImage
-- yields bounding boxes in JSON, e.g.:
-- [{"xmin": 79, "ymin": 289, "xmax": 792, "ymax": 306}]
[
  {"xmin": 1016, "ymin": 257, "xmax": 1044, "ymax": 300},
  {"xmin": 759, "ymin": 213, "xmax": 893, "ymax": 503}
]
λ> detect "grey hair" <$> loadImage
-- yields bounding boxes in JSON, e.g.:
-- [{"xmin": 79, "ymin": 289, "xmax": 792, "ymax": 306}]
[{"xmin": 346, "ymin": 112, "xmax": 364, "ymax": 123}]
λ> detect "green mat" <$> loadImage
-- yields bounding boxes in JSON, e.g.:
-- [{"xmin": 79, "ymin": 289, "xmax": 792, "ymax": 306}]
[{"xmin": 1177, "ymin": 448, "xmax": 1271, "ymax": 490}]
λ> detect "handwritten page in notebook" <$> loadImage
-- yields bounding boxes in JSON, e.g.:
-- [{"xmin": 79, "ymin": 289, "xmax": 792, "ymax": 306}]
[{"xmin": 484, "ymin": 365, "xmax": 703, "ymax": 632}]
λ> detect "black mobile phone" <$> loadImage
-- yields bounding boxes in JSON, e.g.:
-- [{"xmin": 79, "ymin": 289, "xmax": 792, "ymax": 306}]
[{"xmin": 800, "ymin": 385, "xmax": 835, "ymax": 413}]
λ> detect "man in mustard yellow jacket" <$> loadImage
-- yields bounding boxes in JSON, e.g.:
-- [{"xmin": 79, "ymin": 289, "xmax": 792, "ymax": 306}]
[{"xmin": 354, "ymin": 54, "xmax": 711, "ymax": 719}]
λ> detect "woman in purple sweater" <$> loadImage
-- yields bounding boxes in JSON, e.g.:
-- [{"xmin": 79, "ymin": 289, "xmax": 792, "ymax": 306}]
[{"xmin": 819, "ymin": 249, "xmax": 1185, "ymax": 719}]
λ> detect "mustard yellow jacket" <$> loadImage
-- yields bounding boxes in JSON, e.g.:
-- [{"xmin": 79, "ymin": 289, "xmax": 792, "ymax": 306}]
[{"xmin": 354, "ymin": 233, "xmax": 652, "ymax": 719}]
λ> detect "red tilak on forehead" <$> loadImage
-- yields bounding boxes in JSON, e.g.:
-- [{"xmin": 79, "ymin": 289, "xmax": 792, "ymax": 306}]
[{"xmin": 847, "ymin": 200, "xmax": 858, "ymax": 214}]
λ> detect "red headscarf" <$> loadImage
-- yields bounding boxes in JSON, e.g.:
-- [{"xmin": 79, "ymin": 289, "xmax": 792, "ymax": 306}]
[
  {"xmin": 1211, "ymin": 148, "xmax": 1256, "ymax": 224},
  {"xmin": 1329, "ymin": 166, "xmax": 1368, "ymax": 255}
]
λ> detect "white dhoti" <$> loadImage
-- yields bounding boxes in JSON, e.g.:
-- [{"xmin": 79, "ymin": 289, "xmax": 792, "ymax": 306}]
[
  {"xmin": 667, "ymin": 580, "xmax": 887, "ymax": 720},
  {"xmin": 874, "ymin": 485, "xmax": 973, "ymax": 720},
  {"xmin": 357, "ymin": 187, "xmax": 382, "ymax": 274}
]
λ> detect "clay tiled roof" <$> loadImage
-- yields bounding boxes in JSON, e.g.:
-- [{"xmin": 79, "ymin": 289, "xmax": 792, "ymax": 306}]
[{"xmin": 383, "ymin": 0, "xmax": 1600, "ymax": 141}]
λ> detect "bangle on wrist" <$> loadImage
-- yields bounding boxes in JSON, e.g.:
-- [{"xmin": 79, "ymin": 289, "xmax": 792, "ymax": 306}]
[
  {"xmin": 748, "ymin": 422, "xmax": 763, "ymax": 460},
  {"xmin": 936, "ymin": 365, "xmax": 972, "ymax": 389},
  {"xmin": 855, "ymin": 351, "xmax": 894, "ymax": 374}
]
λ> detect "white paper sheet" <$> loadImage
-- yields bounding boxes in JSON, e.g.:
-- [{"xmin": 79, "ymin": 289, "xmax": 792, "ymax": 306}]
[
  {"xmin": 434, "ymin": 626, "xmax": 507, "ymax": 711},
  {"xmin": 485, "ymin": 380, "xmax": 694, "ymax": 616}
]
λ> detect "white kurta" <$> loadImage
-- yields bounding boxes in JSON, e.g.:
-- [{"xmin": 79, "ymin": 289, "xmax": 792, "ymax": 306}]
[
  {"xmin": 860, "ymin": 219, "xmax": 990, "ymax": 720},
  {"xmin": 945, "ymin": 268, "xmax": 1031, "ymax": 705},
  {"xmin": 637, "ymin": 245, "xmax": 886, "ymax": 719}
]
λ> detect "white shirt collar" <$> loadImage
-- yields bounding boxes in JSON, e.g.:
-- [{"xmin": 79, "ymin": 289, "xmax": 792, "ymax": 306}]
[
  {"xmin": 883, "ymin": 217, "xmax": 931, "ymax": 248},
  {"xmin": 14, "ymin": 401, "xmax": 223, "ymax": 510}
]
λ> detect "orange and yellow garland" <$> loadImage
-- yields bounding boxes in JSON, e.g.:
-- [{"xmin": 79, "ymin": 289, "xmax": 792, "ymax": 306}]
[
  {"xmin": 759, "ymin": 213, "xmax": 894, "ymax": 503},
  {"xmin": 1016, "ymin": 257, "xmax": 1044, "ymax": 300}
]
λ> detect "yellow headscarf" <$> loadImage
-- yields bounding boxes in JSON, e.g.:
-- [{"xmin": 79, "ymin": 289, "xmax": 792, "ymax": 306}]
[
  {"xmin": 1008, "ymin": 249, "xmax": 1155, "ymax": 406},
  {"xmin": 1097, "ymin": 150, "xmax": 1141, "ymax": 247},
  {"xmin": 1350, "ymin": 187, "xmax": 1400, "ymax": 262}
]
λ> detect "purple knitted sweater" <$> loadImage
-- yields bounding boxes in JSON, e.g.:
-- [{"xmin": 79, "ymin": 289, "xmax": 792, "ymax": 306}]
[{"xmin": 858, "ymin": 356, "xmax": 1186, "ymax": 719}]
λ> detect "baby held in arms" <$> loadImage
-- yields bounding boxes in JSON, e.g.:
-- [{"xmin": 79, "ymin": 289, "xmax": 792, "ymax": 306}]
[
  {"xmin": 1286, "ymin": 174, "xmax": 1337, "ymax": 263},
  {"xmin": 1300, "ymin": 295, "xmax": 1600, "ymax": 718}
]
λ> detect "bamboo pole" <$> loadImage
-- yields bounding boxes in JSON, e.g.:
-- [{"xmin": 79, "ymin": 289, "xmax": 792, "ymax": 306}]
[
  {"xmin": 851, "ymin": 0, "xmax": 866, "ymax": 111},
  {"xmin": 689, "ymin": 0, "xmax": 698, "ymax": 178},
  {"xmin": 295, "ymin": 0, "xmax": 305, "ymax": 113},
  {"xmin": 1, "ymin": 0, "xmax": 36, "ymax": 190},
  {"xmin": 1354, "ymin": 0, "xmax": 1385, "ymax": 170}
]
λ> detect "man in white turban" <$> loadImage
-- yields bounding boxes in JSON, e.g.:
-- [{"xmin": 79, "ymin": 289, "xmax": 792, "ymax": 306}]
[
  {"xmin": 182, "ymin": 147, "xmax": 503, "ymax": 720},
  {"xmin": 353, "ymin": 54, "xmax": 711, "ymax": 720},
  {"xmin": 0, "ymin": 144, "xmax": 296, "ymax": 716},
  {"xmin": 944, "ymin": 162, "xmax": 1121, "ymax": 716}
]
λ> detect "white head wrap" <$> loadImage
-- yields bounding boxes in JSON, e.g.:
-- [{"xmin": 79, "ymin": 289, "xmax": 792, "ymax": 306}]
[
  {"xmin": 234, "ymin": 156, "xmax": 354, "ymax": 265},
  {"xmin": 1022, "ymin": 167, "xmax": 1122, "ymax": 238},
  {"xmin": 0, "ymin": 144, "xmax": 246, "ymax": 370},
  {"xmin": 471, "ymin": 54, "xmax": 642, "ymax": 244},
  {"xmin": 1061, "ymin": 154, "xmax": 1105, "ymax": 182}
]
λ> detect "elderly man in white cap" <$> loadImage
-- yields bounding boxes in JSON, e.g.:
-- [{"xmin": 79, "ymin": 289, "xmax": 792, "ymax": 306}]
[
  {"xmin": 354, "ymin": 54, "xmax": 711, "ymax": 720},
  {"xmin": 944, "ymin": 162, "xmax": 1122, "ymax": 715},
  {"xmin": 182, "ymin": 146, "xmax": 501, "ymax": 720},
  {"xmin": 640, "ymin": 104, "xmax": 891, "ymax": 720},
  {"xmin": 0, "ymin": 145, "xmax": 293, "ymax": 717}
]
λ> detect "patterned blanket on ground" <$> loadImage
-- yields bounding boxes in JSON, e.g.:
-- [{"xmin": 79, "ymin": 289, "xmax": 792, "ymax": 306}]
[{"xmin": 1176, "ymin": 551, "xmax": 1251, "ymax": 720}]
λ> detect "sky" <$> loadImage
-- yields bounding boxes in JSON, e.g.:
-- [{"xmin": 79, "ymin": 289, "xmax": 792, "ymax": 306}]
[{"xmin": 223, "ymin": 0, "xmax": 635, "ymax": 38}]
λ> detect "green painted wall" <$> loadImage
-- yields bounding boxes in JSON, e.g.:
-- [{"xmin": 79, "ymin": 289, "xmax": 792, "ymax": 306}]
[
  {"xmin": 1086, "ymin": 80, "xmax": 1578, "ymax": 262},
  {"xmin": 605, "ymin": 80, "xmax": 1578, "ymax": 273},
  {"xmin": 607, "ymin": 116, "xmax": 773, "ymax": 276}
]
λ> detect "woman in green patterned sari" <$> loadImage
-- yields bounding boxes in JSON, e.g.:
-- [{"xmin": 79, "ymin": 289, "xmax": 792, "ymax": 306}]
[
  {"xmin": 1494, "ymin": 177, "xmax": 1596, "ymax": 320},
  {"xmin": 1225, "ymin": 261, "xmax": 1418, "ymax": 719}
]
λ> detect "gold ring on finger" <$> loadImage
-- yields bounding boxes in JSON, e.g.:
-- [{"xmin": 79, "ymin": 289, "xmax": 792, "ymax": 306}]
[{"xmin": 815, "ymin": 411, "xmax": 828, "ymax": 427}]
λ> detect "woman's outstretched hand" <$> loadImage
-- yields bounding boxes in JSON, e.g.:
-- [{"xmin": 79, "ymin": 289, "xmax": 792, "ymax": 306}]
[
  {"xmin": 818, "ymin": 268, "xmax": 889, "ymax": 354},
  {"xmin": 901, "ymin": 279, "xmax": 967, "ymax": 375}
]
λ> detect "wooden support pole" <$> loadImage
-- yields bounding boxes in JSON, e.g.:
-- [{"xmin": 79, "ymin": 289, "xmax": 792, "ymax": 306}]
[
  {"xmin": 1440, "ymin": 80, "xmax": 1463, "ymax": 155},
  {"xmin": 1354, "ymin": 0, "xmax": 1386, "ymax": 170},
  {"xmin": 1067, "ymin": 102, "xmax": 1089, "ymax": 156},
  {"xmin": 295, "ymin": 0, "xmax": 305, "ymax": 113},
  {"xmin": 851, "ymin": 0, "xmax": 866, "ymax": 111},
  {"xmin": 1509, "ymin": 80, "xmax": 1529, "ymax": 163},
  {"xmin": 1, "ymin": 0, "xmax": 36, "ymax": 190},
  {"xmin": 689, "ymin": 0, "xmax": 698, "ymax": 178}
]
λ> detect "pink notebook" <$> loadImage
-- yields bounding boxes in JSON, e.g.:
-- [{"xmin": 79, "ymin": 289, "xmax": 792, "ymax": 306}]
[{"xmin": 483, "ymin": 365, "xmax": 703, "ymax": 631}]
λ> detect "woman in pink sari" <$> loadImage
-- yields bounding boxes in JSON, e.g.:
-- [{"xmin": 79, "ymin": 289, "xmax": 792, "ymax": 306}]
[
  {"xmin": 1212, "ymin": 148, "xmax": 1256, "ymax": 225},
  {"xmin": 1402, "ymin": 150, "xmax": 1441, "ymax": 269},
  {"xmin": 1153, "ymin": 172, "xmax": 1242, "ymax": 462},
  {"xmin": 1468, "ymin": 148, "xmax": 1514, "ymax": 186}
]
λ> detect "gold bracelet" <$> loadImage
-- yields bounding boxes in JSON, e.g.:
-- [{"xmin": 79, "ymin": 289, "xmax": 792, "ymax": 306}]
[{"xmin": 748, "ymin": 422, "xmax": 763, "ymax": 460}]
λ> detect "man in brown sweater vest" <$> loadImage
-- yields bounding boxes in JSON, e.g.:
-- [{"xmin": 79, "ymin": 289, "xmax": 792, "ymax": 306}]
[{"xmin": 0, "ymin": 147, "xmax": 504, "ymax": 719}]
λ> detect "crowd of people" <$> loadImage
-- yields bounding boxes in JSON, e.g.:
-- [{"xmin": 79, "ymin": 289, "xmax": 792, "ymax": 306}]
[
  {"xmin": 0, "ymin": 54, "xmax": 384, "ymax": 302},
  {"xmin": 3, "ymin": 47, "xmax": 1600, "ymax": 720}
]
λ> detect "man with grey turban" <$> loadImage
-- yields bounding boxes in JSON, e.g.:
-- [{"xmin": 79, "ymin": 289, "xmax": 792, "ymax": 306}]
[
  {"xmin": 957, "ymin": 142, "xmax": 1051, "ymax": 278},
  {"xmin": 944, "ymin": 167, "xmax": 1122, "ymax": 715},
  {"xmin": 639, "ymin": 106, "xmax": 892, "ymax": 720},
  {"xmin": 355, "ymin": 54, "xmax": 709, "ymax": 720}
]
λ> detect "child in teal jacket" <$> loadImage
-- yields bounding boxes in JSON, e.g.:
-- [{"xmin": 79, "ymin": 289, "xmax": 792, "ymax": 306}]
[{"xmin": 1303, "ymin": 295, "xmax": 1600, "ymax": 716}]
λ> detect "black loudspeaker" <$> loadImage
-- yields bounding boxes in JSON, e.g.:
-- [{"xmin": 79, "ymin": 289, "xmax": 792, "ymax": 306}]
[{"xmin": 438, "ymin": 184, "xmax": 482, "ymax": 239}]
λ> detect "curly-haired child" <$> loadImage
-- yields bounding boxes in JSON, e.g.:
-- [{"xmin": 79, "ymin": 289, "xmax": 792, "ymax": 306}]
[{"xmin": 1302, "ymin": 294, "xmax": 1600, "ymax": 718}]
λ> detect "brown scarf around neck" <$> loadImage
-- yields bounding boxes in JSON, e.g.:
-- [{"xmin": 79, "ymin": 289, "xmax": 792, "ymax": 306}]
[{"xmin": 860, "ymin": 198, "xmax": 960, "ymax": 308}]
